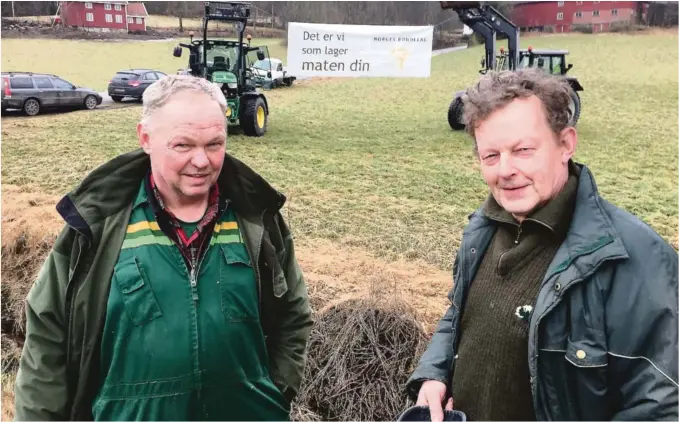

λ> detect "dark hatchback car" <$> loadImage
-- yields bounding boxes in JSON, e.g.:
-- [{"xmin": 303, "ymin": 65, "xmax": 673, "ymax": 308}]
[
  {"xmin": 1, "ymin": 72, "xmax": 102, "ymax": 116},
  {"xmin": 107, "ymin": 69, "xmax": 167, "ymax": 102}
]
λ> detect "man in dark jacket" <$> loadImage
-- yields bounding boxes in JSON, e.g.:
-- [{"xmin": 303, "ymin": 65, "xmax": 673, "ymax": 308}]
[
  {"xmin": 14, "ymin": 75, "xmax": 313, "ymax": 421},
  {"xmin": 407, "ymin": 68, "xmax": 678, "ymax": 421}
]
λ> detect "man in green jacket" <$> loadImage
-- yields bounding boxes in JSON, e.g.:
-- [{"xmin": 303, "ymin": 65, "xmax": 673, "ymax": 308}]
[
  {"xmin": 408, "ymin": 68, "xmax": 678, "ymax": 420},
  {"xmin": 14, "ymin": 75, "xmax": 313, "ymax": 421}
]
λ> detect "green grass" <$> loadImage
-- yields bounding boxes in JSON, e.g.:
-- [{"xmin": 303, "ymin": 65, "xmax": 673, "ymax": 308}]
[
  {"xmin": 2, "ymin": 31, "xmax": 677, "ymax": 270},
  {"xmin": 1, "ymin": 38, "xmax": 287, "ymax": 92}
]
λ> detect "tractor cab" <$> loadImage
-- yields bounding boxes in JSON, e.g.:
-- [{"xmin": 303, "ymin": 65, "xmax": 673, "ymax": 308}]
[{"xmin": 518, "ymin": 47, "xmax": 574, "ymax": 76}]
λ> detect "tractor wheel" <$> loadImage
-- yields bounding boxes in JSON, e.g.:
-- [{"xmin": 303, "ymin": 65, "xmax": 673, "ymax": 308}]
[
  {"xmin": 447, "ymin": 97, "xmax": 465, "ymax": 131},
  {"xmin": 568, "ymin": 90, "xmax": 581, "ymax": 126},
  {"xmin": 23, "ymin": 98, "xmax": 41, "ymax": 116},
  {"xmin": 240, "ymin": 96, "xmax": 267, "ymax": 137}
]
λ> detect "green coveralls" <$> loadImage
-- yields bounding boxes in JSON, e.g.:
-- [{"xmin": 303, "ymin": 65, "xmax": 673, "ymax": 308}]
[{"xmin": 92, "ymin": 182, "xmax": 290, "ymax": 421}]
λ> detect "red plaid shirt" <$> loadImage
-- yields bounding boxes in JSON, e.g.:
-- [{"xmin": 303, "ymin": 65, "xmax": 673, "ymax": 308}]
[{"xmin": 148, "ymin": 173, "xmax": 221, "ymax": 268}]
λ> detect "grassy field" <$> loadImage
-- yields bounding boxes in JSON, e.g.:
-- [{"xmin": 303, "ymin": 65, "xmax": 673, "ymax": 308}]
[
  {"xmin": 1, "ymin": 37, "xmax": 287, "ymax": 92},
  {"xmin": 2, "ymin": 30, "xmax": 678, "ymax": 269}
]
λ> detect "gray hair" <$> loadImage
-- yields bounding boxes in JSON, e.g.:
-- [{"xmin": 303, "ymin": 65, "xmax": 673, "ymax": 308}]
[
  {"xmin": 462, "ymin": 68, "xmax": 574, "ymax": 151},
  {"xmin": 140, "ymin": 74, "xmax": 227, "ymax": 126}
]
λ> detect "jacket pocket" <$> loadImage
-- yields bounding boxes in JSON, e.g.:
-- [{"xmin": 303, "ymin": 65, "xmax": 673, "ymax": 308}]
[
  {"xmin": 565, "ymin": 338, "xmax": 609, "ymax": 368},
  {"xmin": 220, "ymin": 243, "xmax": 259, "ymax": 322},
  {"xmin": 112, "ymin": 256, "xmax": 163, "ymax": 326}
]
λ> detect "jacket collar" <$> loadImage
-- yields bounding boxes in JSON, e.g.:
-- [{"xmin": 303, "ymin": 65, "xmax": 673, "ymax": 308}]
[
  {"xmin": 467, "ymin": 161, "xmax": 629, "ymax": 276},
  {"xmin": 56, "ymin": 148, "xmax": 285, "ymax": 239}
]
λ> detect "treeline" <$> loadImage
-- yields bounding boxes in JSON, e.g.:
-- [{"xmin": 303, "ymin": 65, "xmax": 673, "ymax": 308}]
[
  {"xmin": 0, "ymin": 1, "xmax": 466, "ymax": 30},
  {"xmin": 1, "ymin": 1, "xmax": 675, "ymax": 28},
  {"xmin": 144, "ymin": 1, "xmax": 466, "ymax": 31}
]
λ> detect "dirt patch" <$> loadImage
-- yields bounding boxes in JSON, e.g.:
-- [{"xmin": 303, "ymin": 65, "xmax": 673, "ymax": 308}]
[
  {"xmin": 1, "ymin": 185, "xmax": 63, "ymax": 361},
  {"xmin": 297, "ymin": 239, "xmax": 452, "ymax": 333}
]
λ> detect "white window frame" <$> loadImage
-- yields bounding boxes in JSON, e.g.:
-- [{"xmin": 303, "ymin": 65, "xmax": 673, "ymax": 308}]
[
  {"xmin": 574, "ymin": 11, "xmax": 583, "ymax": 18},
  {"xmin": 593, "ymin": 10, "xmax": 600, "ymax": 17},
  {"xmin": 557, "ymin": 1, "xmax": 564, "ymax": 6},
  {"xmin": 136, "ymin": 17, "xmax": 142, "ymax": 24},
  {"xmin": 128, "ymin": 16, "xmax": 134, "ymax": 23},
  {"xmin": 85, "ymin": 2, "xmax": 93, "ymax": 9},
  {"xmin": 575, "ymin": 1, "xmax": 583, "ymax": 4},
  {"xmin": 85, "ymin": 12, "xmax": 94, "ymax": 22},
  {"xmin": 104, "ymin": 3, "xmax": 112, "ymax": 10},
  {"xmin": 611, "ymin": 9, "xmax": 619, "ymax": 16},
  {"xmin": 556, "ymin": 12, "xmax": 564, "ymax": 20},
  {"xmin": 115, "ymin": 14, "xmax": 123, "ymax": 23},
  {"xmin": 105, "ymin": 13, "xmax": 112, "ymax": 23},
  {"xmin": 114, "ymin": 4, "xmax": 122, "ymax": 11}
]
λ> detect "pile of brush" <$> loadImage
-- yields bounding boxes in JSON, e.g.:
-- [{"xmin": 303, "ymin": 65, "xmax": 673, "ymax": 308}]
[{"xmin": 292, "ymin": 295, "xmax": 427, "ymax": 421}]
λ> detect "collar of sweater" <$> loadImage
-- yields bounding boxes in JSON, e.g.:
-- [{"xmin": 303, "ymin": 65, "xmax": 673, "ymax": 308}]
[{"xmin": 482, "ymin": 160, "xmax": 580, "ymax": 237}]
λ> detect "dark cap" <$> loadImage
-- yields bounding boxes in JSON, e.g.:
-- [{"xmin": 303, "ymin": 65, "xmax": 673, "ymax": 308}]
[{"xmin": 396, "ymin": 405, "xmax": 467, "ymax": 422}]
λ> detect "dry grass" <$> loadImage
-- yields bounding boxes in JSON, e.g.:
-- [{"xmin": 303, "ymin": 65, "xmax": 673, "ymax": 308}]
[
  {"xmin": 2, "ymin": 372, "xmax": 17, "ymax": 421},
  {"xmin": 1, "ymin": 185, "xmax": 63, "ymax": 339},
  {"xmin": 294, "ymin": 295, "xmax": 427, "ymax": 421}
]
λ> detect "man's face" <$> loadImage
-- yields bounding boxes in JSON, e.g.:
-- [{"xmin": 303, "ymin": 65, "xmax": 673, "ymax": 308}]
[
  {"xmin": 474, "ymin": 95, "xmax": 576, "ymax": 221},
  {"xmin": 138, "ymin": 90, "xmax": 226, "ymax": 204}
]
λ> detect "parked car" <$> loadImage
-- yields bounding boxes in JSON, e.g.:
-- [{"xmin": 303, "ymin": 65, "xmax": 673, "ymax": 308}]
[
  {"xmin": 251, "ymin": 58, "xmax": 296, "ymax": 88},
  {"xmin": 107, "ymin": 69, "xmax": 167, "ymax": 102},
  {"xmin": 1, "ymin": 72, "xmax": 102, "ymax": 116}
]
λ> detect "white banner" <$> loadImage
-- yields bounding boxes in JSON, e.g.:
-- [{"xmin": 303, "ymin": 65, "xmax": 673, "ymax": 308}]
[{"xmin": 286, "ymin": 22, "xmax": 434, "ymax": 78}]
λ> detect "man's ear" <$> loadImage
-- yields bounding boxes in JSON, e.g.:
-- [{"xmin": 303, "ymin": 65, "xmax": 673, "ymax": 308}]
[
  {"xmin": 559, "ymin": 126, "xmax": 577, "ymax": 163},
  {"xmin": 137, "ymin": 122, "xmax": 151, "ymax": 154}
]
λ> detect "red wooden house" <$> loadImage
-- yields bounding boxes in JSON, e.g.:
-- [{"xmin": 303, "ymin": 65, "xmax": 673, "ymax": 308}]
[
  {"xmin": 126, "ymin": 2, "xmax": 148, "ymax": 32},
  {"xmin": 511, "ymin": 1, "xmax": 649, "ymax": 33},
  {"xmin": 58, "ymin": 1, "xmax": 148, "ymax": 33}
]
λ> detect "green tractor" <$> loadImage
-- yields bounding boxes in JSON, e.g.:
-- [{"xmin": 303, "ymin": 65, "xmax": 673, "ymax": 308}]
[
  {"xmin": 173, "ymin": 1, "xmax": 271, "ymax": 137},
  {"xmin": 441, "ymin": 1, "xmax": 584, "ymax": 130}
]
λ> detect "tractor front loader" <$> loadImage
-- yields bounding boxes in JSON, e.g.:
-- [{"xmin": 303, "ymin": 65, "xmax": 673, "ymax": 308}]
[
  {"xmin": 440, "ymin": 1, "xmax": 584, "ymax": 130},
  {"xmin": 173, "ymin": 1, "xmax": 271, "ymax": 137}
]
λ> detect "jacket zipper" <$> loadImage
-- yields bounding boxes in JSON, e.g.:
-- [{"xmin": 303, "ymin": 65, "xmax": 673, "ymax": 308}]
[{"xmin": 514, "ymin": 224, "xmax": 523, "ymax": 244}]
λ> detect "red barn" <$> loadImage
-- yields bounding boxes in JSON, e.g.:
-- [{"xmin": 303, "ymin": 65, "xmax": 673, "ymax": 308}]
[
  {"xmin": 511, "ymin": 1, "xmax": 649, "ymax": 33},
  {"xmin": 58, "ymin": 1, "xmax": 147, "ymax": 33}
]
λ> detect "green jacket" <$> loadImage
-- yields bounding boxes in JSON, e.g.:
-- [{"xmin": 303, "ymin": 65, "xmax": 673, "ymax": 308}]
[{"xmin": 13, "ymin": 148, "xmax": 313, "ymax": 421}]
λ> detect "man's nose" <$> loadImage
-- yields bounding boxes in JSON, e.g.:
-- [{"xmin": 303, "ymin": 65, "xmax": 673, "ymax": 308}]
[
  {"xmin": 497, "ymin": 154, "xmax": 516, "ymax": 178},
  {"xmin": 191, "ymin": 148, "xmax": 210, "ymax": 168}
]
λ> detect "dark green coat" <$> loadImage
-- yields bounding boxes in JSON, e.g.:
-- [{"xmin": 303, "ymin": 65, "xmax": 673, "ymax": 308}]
[
  {"xmin": 13, "ymin": 149, "xmax": 313, "ymax": 420},
  {"xmin": 407, "ymin": 163, "xmax": 679, "ymax": 420}
]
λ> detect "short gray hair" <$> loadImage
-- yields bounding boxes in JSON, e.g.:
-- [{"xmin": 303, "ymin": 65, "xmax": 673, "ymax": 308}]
[{"xmin": 141, "ymin": 74, "xmax": 227, "ymax": 125}]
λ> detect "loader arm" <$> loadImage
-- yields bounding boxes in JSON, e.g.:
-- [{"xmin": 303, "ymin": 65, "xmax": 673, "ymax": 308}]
[{"xmin": 440, "ymin": 1, "xmax": 520, "ymax": 71}]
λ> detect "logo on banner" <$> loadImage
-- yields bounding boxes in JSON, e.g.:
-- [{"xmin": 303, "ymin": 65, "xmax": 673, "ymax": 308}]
[{"xmin": 286, "ymin": 22, "xmax": 434, "ymax": 78}]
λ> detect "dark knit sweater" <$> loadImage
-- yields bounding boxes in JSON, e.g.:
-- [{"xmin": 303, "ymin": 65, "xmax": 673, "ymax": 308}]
[{"xmin": 450, "ymin": 165, "xmax": 579, "ymax": 421}]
